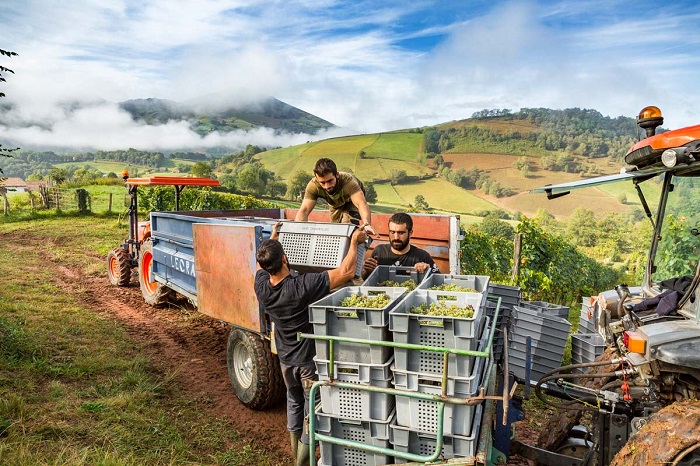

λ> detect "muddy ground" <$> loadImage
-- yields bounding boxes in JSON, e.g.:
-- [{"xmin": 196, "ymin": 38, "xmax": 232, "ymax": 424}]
[{"xmin": 46, "ymin": 243, "xmax": 535, "ymax": 465}]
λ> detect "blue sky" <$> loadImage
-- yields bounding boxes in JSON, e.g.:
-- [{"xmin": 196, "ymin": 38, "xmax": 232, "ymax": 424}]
[{"xmin": 1, "ymin": 0, "xmax": 700, "ymax": 151}]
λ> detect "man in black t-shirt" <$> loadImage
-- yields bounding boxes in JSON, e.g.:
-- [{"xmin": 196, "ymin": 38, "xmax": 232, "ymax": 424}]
[
  {"xmin": 254, "ymin": 223, "xmax": 367, "ymax": 466},
  {"xmin": 361, "ymin": 212, "xmax": 440, "ymax": 280}
]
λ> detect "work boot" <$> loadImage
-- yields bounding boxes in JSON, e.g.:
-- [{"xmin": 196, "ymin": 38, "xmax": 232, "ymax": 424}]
[
  {"xmin": 289, "ymin": 432, "xmax": 301, "ymax": 460},
  {"xmin": 295, "ymin": 441, "xmax": 310, "ymax": 466}
]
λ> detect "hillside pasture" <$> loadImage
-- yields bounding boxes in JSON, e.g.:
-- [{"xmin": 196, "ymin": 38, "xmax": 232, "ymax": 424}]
[
  {"xmin": 363, "ymin": 132, "xmax": 423, "ymax": 162},
  {"xmin": 392, "ymin": 177, "xmax": 499, "ymax": 214},
  {"xmin": 257, "ymin": 142, "xmax": 314, "ymax": 179}
]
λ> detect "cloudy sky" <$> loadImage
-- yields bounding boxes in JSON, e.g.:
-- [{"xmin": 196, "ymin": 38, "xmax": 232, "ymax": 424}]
[{"xmin": 1, "ymin": 0, "xmax": 699, "ymax": 152}]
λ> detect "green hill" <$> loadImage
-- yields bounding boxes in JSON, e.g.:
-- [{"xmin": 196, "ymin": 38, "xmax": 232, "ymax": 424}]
[{"xmin": 254, "ymin": 108, "xmax": 645, "ymax": 219}]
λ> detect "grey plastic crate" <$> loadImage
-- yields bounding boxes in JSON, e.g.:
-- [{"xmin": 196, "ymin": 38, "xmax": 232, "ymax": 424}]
[
  {"xmin": 391, "ymin": 404, "xmax": 483, "ymax": 463},
  {"xmin": 579, "ymin": 300, "xmax": 596, "ymax": 334},
  {"xmin": 520, "ymin": 300, "xmax": 570, "ymax": 319},
  {"xmin": 315, "ymin": 357, "xmax": 395, "ymax": 421},
  {"xmin": 310, "ymin": 286, "xmax": 407, "ymax": 364},
  {"xmin": 363, "ymin": 265, "xmax": 429, "ymax": 289},
  {"xmin": 390, "ymin": 290, "xmax": 486, "ymax": 377},
  {"xmin": 315, "ymin": 408, "xmax": 395, "ymax": 466},
  {"xmin": 507, "ymin": 351, "xmax": 561, "ymax": 383},
  {"xmin": 485, "ymin": 298, "xmax": 511, "ymax": 364},
  {"xmin": 571, "ymin": 333, "xmax": 606, "ymax": 365},
  {"xmin": 487, "ymin": 283, "xmax": 521, "ymax": 305},
  {"xmin": 392, "ymin": 335, "xmax": 489, "ymax": 436},
  {"xmin": 278, "ymin": 221, "xmax": 355, "ymax": 273},
  {"xmin": 508, "ymin": 305, "xmax": 571, "ymax": 383},
  {"xmin": 419, "ymin": 274, "xmax": 489, "ymax": 309}
]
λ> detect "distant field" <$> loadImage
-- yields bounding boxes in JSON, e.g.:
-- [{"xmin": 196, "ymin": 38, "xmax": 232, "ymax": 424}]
[
  {"xmin": 363, "ymin": 133, "xmax": 422, "ymax": 162},
  {"xmin": 392, "ymin": 177, "xmax": 499, "ymax": 214}
]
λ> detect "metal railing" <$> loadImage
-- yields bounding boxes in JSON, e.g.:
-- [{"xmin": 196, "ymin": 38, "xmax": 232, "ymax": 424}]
[{"xmin": 299, "ymin": 296, "xmax": 512, "ymax": 465}]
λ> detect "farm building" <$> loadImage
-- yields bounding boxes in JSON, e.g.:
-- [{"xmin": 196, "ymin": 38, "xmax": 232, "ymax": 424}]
[{"xmin": 0, "ymin": 177, "xmax": 29, "ymax": 193}]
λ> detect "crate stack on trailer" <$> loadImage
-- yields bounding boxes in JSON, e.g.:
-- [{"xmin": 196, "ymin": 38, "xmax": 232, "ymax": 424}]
[
  {"xmin": 387, "ymin": 271, "xmax": 491, "ymax": 463},
  {"xmin": 570, "ymin": 297, "xmax": 606, "ymax": 372},
  {"xmin": 309, "ymin": 267, "xmax": 416, "ymax": 466}
]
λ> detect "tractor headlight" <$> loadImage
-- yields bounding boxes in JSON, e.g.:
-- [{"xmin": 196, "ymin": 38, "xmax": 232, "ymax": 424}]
[{"xmin": 662, "ymin": 149, "xmax": 678, "ymax": 167}]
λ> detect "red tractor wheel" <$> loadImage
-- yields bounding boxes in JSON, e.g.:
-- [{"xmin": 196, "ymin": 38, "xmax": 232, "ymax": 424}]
[
  {"xmin": 138, "ymin": 240, "xmax": 173, "ymax": 306},
  {"xmin": 107, "ymin": 247, "xmax": 132, "ymax": 287}
]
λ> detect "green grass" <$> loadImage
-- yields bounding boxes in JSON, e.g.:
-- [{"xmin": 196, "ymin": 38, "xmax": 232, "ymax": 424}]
[
  {"xmin": 0, "ymin": 215, "xmax": 281, "ymax": 466},
  {"xmin": 363, "ymin": 132, "xmax": 423, "ymax": 162}
]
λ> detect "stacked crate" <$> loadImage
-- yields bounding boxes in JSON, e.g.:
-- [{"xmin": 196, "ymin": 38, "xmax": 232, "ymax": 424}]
[
  {"xmin": 485, "ymin": 283, "xmax": 521, "ymax": 364},
  {"xmin": 570, "ymin": 333, "xmax": 606, "ymax": 374},
  {"xmin": 508, "ymin": 304, "xmax": 572, "ymax": 383},
  {"xmin": 579, "ymin": 297, "xmax": 596, "ymax": 334},
  {"xmin": 519, "ymin": 300, "xmax": 570, "ymax": 320},
  {"xmin": 388, "ymin": 274, "xmax": 490, "ymax": 462},
  {"xmin": 309, "ymin": 276, "xmax": 408, "ymax": 466}
]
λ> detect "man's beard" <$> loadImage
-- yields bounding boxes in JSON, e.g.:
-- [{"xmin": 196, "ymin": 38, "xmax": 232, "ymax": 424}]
[{"xmin": 391, "ymin": 239, "xmax": 409, "ymax": 250}]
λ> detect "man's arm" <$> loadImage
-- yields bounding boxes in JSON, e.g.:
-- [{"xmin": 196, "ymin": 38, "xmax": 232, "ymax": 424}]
[
  {"xmin": 294, "ymin": 198, "xmax": 316, "ymax": 221},
  {"xmin": 349, "ymin": 190, "xmax": 377, "ymax": 236},
  {"xmin": 328, "ymin": 228, "xmax": 366, "ymax": 288}
]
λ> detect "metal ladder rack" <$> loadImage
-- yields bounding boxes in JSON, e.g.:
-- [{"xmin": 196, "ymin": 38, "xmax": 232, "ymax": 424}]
[{"xmin": 299, "ymin": 297, "xmax": 513, "ymax": 465}]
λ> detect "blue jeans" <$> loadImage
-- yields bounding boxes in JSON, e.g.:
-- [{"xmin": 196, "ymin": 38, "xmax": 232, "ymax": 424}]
[{"xmin": 280, "ymin": 361, "xmax": 318, "ymax": 445}]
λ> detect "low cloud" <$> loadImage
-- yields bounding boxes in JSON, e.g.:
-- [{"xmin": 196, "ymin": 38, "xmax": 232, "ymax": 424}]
[{"xmin": 0, "ymin": 101, "xmax": 352, "ymax": 153}]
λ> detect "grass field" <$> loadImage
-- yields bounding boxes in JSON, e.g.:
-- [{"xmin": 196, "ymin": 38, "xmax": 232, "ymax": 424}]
[{"xmin": 0, "ymin": 215, "xmax": 279, "ymax": 465}]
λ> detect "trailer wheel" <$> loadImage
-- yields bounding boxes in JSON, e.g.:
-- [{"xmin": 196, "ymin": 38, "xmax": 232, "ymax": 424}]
[
  {"xmin": 138, "ymin": 240, "xmax": 173, "ymax": 306},
  {"xmin": 610, "ymin": 400, "xmax": 700, "ymax": 466},
  {"xmin": 227, "ymin": 328, "xmax": 284, "ymax": 410},
  {"xmin": 107, "ymin": 247, "xmax": 132, "ymax": 286}
]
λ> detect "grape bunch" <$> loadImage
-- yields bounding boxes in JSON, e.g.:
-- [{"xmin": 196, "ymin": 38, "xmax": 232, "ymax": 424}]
[
  {"xmin": 378, "ymin": 279, "xmax": 418, "ymax": 290},
  {"xmin": 340, "ymin": 293, "xmax": 391, "ymax": 308},
  {"xmin": 410, "ymin": 301, "xmax": 475, "ymax": 318},
  {"xmin": 428, "ymin": 283, "xmax": 477, "ymax": 293}
]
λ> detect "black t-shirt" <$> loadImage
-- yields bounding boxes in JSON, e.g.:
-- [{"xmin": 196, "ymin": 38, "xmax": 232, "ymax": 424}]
[
  {"xmin": 370, "ymin": 244, "xmax": 440, "ymax": 274},
  {"xmin": 254, "ymin": 269, "xmax": 330, "ymax": 366}
]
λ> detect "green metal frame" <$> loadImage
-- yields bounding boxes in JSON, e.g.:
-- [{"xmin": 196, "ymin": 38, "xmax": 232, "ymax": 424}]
[{"xmin": 300, "ymin": 297, "xmax": 503, "ymax": 465}]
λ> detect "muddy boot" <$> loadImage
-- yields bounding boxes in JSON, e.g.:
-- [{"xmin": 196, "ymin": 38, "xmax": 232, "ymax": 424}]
[
  {"xmin": 295, "ymin": 441, "xmax": 310, "ymax": 466},
  {"xmin": 289, "ymin": 432, "xmax": 301, "ymax": 460}
]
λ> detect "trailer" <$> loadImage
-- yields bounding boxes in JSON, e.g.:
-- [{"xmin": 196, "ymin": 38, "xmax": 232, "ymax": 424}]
[{"xmin": 107, "ymin": 180, "xmax": 465, "ymax": 409}]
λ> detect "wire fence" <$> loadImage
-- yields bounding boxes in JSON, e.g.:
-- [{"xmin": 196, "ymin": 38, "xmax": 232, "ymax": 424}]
[{"xmin": 1, "ymin": 185, "xmax": 121, "ymax": 216}]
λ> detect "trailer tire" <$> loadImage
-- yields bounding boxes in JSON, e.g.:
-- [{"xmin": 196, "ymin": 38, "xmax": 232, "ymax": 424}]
[
  {"xmin": 610, "ymin": 400, "xmax": 700, "ymax": 466},
  {"xmin": 227, "ymin": 328, "xmax": 284, "ymax": 410},
  {"xmin": 107, "ymin": 247, "xmax": 132, "ymax": 286},
  {"xmin": 138, "ymin": 240, "xmax": 173, "ymax": 306}
]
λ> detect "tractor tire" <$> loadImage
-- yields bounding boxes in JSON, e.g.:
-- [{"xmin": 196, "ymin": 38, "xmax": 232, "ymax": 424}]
[
  {"xmin": 107, "ymin": 247, "xmax": 132, "ymax": 287},
  {"xmin": 138, "ymin": 240, "xmax": 173, "ymax": 306},
  {"xmin": 227, "ymin": 328, "xmax": 285, "ymax": 410},
  {"xmin": 610, "ymin": 399, "xmax": 700, "ymax": 466}
]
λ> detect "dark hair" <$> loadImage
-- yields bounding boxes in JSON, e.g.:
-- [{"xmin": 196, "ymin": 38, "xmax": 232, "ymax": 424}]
[
  {"xmin": 256, "ymin": 239, "xmax": 285, "ymax": 274},
  {"xmin": 389, "ymin": 212, "xmax": 413, "ymax": 231},
  {"xmin": 313, "ymin": 158, "xmax": 338, "ymax": 177}
]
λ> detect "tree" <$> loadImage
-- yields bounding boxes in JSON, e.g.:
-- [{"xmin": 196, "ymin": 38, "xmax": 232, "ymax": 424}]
[
  {"xmin": 476, "ymin": 212, "xmax": 515, "ymax": 240},
  {"xmin": 414, "ymin": 195, "xmax": 429, "ymax": 211},
  {"xmin": 1, "ymin": 48, "xmax": 19, "ymax": 176},
  {"xmin": 389, "ymin": 169, "xmax": 407, "ymax": 185},
  {"xmin": 48, "ymin": 167, "xmax": 67, "ymax": 185},
  {"xmin": 364, "ymin": 182, "xmax": 377, "ymax": 204},
  {"xmin": 286, "ymin": 170, "xmax": 309, "ymax": 200},
  {"xmin": 190, "ymin": 161, "xmax": 214, "ymax": 178}
]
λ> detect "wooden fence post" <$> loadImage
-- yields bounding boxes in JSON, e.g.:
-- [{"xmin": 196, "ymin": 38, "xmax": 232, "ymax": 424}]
[
  {"xmin": 511, "ymin": 233, "xmax": 522, "ymax": 285},
  {"xmin": 108, "ymin": 193, "xmax": 113, "ymax": 213}
]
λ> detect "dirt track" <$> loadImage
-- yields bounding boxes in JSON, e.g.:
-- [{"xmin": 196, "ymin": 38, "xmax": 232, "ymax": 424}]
[{"xmin": 36, "ymin": 237, "xmax": 533, "ymax": 466}]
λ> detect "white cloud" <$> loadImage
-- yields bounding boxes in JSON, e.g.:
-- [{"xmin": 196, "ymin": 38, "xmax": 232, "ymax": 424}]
[{"xmin": 2, "ymin": 0, "xmax": 700, "ymax": 153}]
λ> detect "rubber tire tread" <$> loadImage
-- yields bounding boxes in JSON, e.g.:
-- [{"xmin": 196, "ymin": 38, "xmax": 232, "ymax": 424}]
[
  {"xmin": 227, "ymin": 328, "xmax": 285, "ymax": 410},
  {"xmin": 610, "ymin": 399, "xmax": 700, "ymax": 466},
  {"xmin": 138, "ymin": 240, "xmax": 174, "ymax": 306},
  {"xmin": 107, "ymin": 247, "xmax": 132, "ymax": 287}
]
